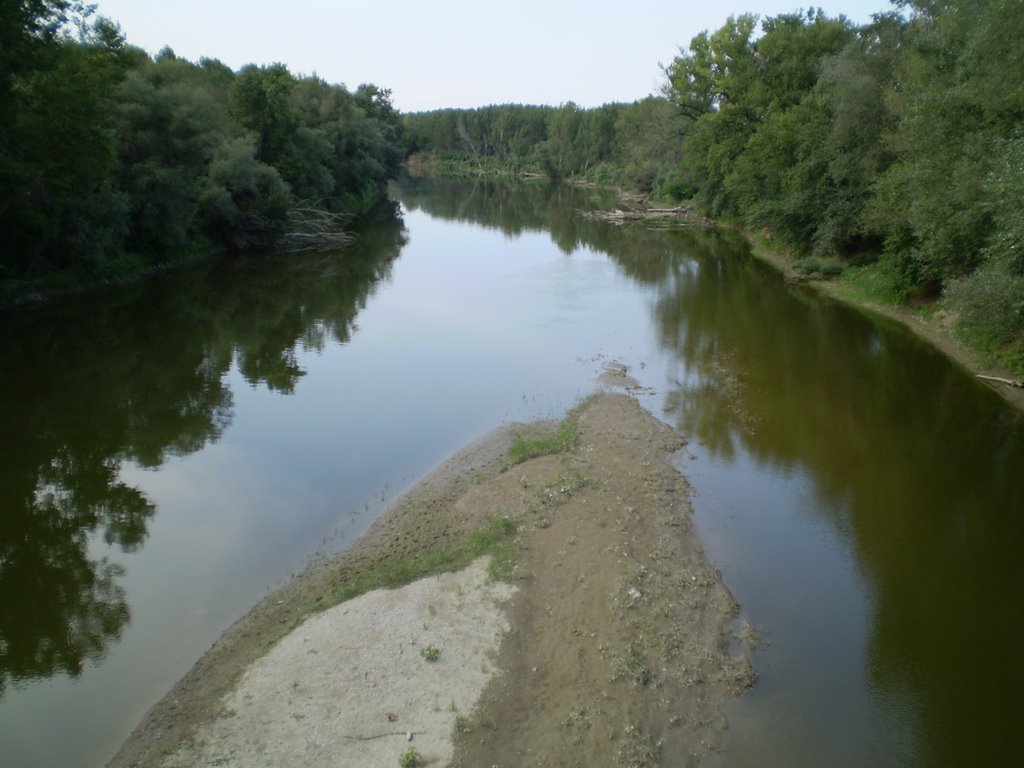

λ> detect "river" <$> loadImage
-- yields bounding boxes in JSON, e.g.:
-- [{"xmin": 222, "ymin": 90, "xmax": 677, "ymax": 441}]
[{"xmin": 1, "ymin": 176, "xmax": 1021, "ymax": 767}]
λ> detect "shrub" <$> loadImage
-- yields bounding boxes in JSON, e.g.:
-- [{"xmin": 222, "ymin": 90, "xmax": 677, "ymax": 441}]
[
  {"xmin": 398, "ymin": 746, "xmax": 421, "ymax": 768},
  {"xmin": 793, "ymin": 256, "xmax": 842, "ymax": 277},
  {"xmin": 946, "ymin": 264, "xmax": 1024, "ymax": 369}
]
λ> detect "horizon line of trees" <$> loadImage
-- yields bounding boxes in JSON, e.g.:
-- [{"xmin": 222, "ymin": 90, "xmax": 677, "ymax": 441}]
[
  {"xmin": 405, "ymin": 1, "xmax": 1024, "ymax": 370},
  {"xmin": 1, "ymin": 1, "xmax": 407, "ymax": 299},
  {"xmin": 404, "ymin": 98, "xmax": 688, "ymax": 199}
]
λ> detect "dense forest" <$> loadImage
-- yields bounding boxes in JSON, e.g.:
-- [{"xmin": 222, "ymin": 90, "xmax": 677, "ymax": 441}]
[
  {"xmin": 405, "ymin": 1, "xmax": 1024, "ymax": 370},
  {"xmin": 0, "ymin": 1, "xmax": 406, "ymax": 300}
]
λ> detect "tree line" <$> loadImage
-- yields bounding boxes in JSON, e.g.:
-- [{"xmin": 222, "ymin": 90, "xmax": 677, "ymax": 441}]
[
  {"xmin": 1, "ymin": 1, "xmax": 406, "ymax": 299},
  {"xmin": 405, "ymin": 99, "xmax": 688, "ymax": 199},
  {"xmin": 406, "ymin": 1, "xmax": 1024, "ymax": 370}
]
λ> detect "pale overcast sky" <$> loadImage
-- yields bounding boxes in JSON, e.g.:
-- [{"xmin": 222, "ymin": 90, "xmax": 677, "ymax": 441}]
[{"xmin": 93, "ymin": 1, "xmax": 893, "ymax": 112}]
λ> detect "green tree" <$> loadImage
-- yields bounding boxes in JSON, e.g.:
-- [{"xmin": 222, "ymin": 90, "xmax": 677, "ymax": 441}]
[
  {"xmin": 613, "ymin": 97, "xmax": 688, "ymax": 196},
  {"xmin": 721, "ymin": 11, "xmax": 855, "ymax": 243},
  {"xmin": 199, "ymin": 136, "xmax": 291, "ymax": 249},
  {"xmin": 113, "ymin": 53, "xmax": 229, "ymax": 261},
  {"xmin": 666, "ymin": 15, "xmax": 759, "ymax": 215},
  {"xmin": 876, "ymin": 0, "xmax": 1024, "ymax": 293},
  {"xmin": 229, "ymin": 63, "xmax": 299, "ymax": 167},
  {"xmin": 1, "ymin": 11, "xmax": 131, "ymax": 279},
  {"xmin": 538, "ymin": 102, "xmax": 584, "ymax": 178}
]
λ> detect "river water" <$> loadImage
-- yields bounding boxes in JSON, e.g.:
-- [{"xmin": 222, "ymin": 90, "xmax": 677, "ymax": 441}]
[{"xmin": 1, "ymin": 177, "xmax": 1021, "ymax": 767}]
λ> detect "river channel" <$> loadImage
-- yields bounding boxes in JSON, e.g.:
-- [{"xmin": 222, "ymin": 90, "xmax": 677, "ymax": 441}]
[{"xmin": 1, "ymin": 177, "xmax": 1022, "ymax": 767}]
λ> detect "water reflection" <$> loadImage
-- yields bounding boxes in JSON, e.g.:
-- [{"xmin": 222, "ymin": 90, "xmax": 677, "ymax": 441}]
[
  {"xmin": 604, "ymin": 227, "xmax": 1024, "ymax": 766},
  {"xmin": 0, "ymin": 207, "xmax": 406, "ymax": 693},
  {"xmin": 398, "ymin": 174, "xmax": 618, "ymax": 254}
]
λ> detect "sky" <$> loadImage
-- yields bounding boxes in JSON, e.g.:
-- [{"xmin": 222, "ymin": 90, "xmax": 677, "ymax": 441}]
[{"xmin": 93, "ymin": 0, "xmax": 893, "ymax": 113}]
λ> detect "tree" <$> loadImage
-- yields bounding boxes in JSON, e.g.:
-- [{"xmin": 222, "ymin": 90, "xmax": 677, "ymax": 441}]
[
  {"xmin": 876, "ymin": 0, "xmax": 1024, "ymax": 293},
  {"xmin": 199, "ymin": 136, "xmax": 291, "ymax": 249},
  {"xmin": 666, "ymin": 15, "xmax": 759, "ymax": 215},
  {"xmin": 113, "ymin": 53, "xmax": 229, "ymax": 261},
  {"xmin": 229, "ymin": 63, "xmax": 299, "ymax": 167},
  {"xmin": 1, "ymin": 11, "xmax": 131, "ymax": 278}
]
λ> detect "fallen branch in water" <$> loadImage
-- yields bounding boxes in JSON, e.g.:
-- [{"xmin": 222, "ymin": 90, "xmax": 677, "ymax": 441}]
[
  {"xmin": 576, "ymin": 205, "xmax": 713, "ymax": 228},
  {"xmin": 278, "ymin": 202, "xmax": 359, "ymax": 253},
  {"xmin": 977, "ymin": 374, "xmax": 1024, "ymax": 389}
]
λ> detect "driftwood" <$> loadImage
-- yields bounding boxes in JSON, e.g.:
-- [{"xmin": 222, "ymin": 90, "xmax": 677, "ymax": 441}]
[
  {"xmin": 577, "ymin": 205, "xmax": 712, "ymax": 229},
  {"xmin": 343, "ymin": 730, "xmax": 425, "ymax": 741},
  {"xmin": 977, "ymin": 374, "xmax": 1024, "ymax": 389},
  {"xmin": 277, "ymin": 203, "xmax": 358, "ymax": 253}
]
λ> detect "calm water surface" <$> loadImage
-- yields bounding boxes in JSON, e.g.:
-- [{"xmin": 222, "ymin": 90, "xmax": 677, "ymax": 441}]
[{"xmin": 1, "ymin": 177, "xmax": 1021, "ymax": 767}]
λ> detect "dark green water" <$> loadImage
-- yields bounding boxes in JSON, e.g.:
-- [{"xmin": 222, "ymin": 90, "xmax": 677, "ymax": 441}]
[{"xmin": 1, "ymin": 178, "xmax": 1021, "ymax": 767}]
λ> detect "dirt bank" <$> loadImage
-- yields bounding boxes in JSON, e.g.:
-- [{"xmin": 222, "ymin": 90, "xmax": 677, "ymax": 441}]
[{"xmin": 109, "ymin": 392, "xmax": 753, "ymax": 768}]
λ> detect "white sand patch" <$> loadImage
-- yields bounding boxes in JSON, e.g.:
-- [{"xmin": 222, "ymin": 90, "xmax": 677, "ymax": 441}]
[{"xmin": 163, "ymin": 557, "xmax": 516, "ymax": 767}]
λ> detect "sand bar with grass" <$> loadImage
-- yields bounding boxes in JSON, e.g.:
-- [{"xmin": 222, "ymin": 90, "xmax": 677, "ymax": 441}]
[{"xmin": 109, "ymin": 391, "xmax": 754, "ymax": 768}]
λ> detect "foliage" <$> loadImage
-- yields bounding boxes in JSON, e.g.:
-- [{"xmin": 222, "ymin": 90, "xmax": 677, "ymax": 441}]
[
  {"xmin": 1, "ymin": 9, "xmax": 409, "ymax": 296},
  {"xmin": 946, "ymin": 265, "xmax": 1024, "ymax": 368},
  {"xmin": 661, "ymin": 2, "xmax": 1024, "ymax": 368},
  {"xmin": 404, "ymin": 99, "xmax": 687, "ymax": 191},
  {"xmin": 504, "ymin": 407, "xmax": 580, "ymax": 466},
  {"xmin": 793, "ymin": 257, "xmax": 843, "ymax": 278}
]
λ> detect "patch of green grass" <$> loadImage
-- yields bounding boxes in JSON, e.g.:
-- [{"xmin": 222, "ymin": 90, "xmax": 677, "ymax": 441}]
[
  {"xmin": 528, "ymin": 470, "xmax": 591, "ymax": 519},
  {"xmin": 420, "ymin": 643, "xmax": 441, "ymax": 662},
  {"xmin": 453, "ymin": 714, "xmax": 473, "ymax": 735},
  {"xmin": 328, "ymin": 514, "xmax": 519, "ymax": 606},
  {"xmin": 834, "ymin": 262, "xmax": 904, "ymax": 304},
  {"xmin": 793, "ymin": 256, "xmax": 843, "ymax": 278},
  {"xmin": 503, "ymin": 408, "xmax": 581, "ymax": 467}
]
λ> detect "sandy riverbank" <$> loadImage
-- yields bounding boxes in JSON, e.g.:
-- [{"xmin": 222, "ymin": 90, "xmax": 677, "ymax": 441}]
[{"xmin": 109, "ymin": 392, "xmax": 753, "ymax": 768}]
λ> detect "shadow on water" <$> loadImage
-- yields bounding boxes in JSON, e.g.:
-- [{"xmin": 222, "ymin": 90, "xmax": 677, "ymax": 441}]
[{"xmin": 0, "ymin": 206, "xmax": 407, "ymax": 695}]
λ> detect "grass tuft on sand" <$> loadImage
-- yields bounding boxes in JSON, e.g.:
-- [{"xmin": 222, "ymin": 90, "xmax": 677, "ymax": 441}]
[{"xmin": 329, "ymin": 514, "xmax": 518, "ymax": 606}]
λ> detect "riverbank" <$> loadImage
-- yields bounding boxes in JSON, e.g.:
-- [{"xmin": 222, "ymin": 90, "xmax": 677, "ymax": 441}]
[
  {"xmin": 571, "ymin": 188, "xmax": 1024, "ymax": 414},
  {"xmin": 742, "ymin": 234, "xmax": 1024, "ymax": 413},
  {"xmin": 108, "ymin": 392, "xmax": 753, "ymax": 768}
]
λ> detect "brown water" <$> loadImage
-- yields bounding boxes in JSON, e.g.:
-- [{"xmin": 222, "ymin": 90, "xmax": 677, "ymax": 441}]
[{"xmin": 1, "ymin": 177, "xmax": 1021, "ymax": 767}]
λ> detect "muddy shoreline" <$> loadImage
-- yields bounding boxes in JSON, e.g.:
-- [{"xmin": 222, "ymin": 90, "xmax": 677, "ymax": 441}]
[{"xmin": 108, "ymin": 393, "xmax": 753, "ymax": 768}]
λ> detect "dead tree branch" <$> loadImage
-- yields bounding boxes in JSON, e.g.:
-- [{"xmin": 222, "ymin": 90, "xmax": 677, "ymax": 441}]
[
  {"xmin": 977, "ymin": 374, "xmax": 1024, "ymax": 389},
  {"xmin": 277, "ymin": 201, "xmax": 358, "ymax": 253}
]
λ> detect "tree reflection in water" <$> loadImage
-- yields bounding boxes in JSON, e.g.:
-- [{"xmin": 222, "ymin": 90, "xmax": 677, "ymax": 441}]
[{"xmin": 0, "ymin": 204, "xmax": 406, "ymax": 692}]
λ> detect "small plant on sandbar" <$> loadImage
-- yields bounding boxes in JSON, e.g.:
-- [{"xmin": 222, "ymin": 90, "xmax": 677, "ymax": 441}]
[
  {"xmin": 420, "ymin": 643, "xmax": 441, "ymax": 662},
  {"xmin": 399, "ymin": 745, "xmax": 422, "ymax": 768}
]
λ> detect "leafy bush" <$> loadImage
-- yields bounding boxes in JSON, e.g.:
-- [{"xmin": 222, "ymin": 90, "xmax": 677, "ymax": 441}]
[
  {"xmin": 398, "ymin": 746, "xmax": 421, "ymax": 768},
  {"xmin": 946, "ymin": 264, "xmax": 1024, "ymax": 369},
  {"xmin": 793, "ymin": 257, "xmax": 842, "ymax": 277}
]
